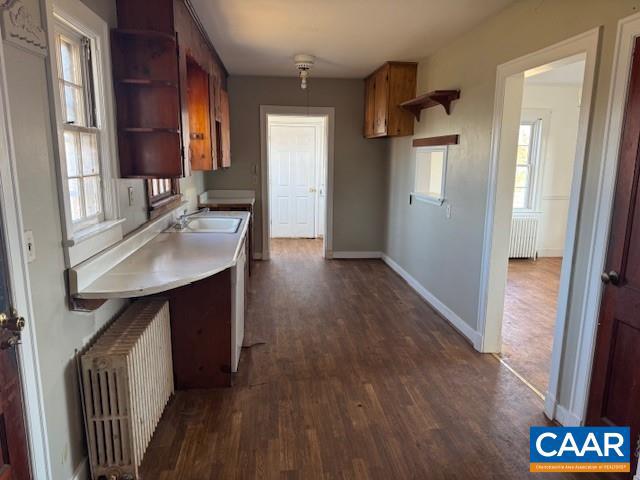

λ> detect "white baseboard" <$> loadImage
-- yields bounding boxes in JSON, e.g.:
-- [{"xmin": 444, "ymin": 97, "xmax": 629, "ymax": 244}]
[
  {"xmin": 382, "ymin": 254, "xmax": 483, "ymax": 350},
  {"xmin": 538, "ymin": 248, "xmax": 564, "ymax": 257},
  {"xmin": 71, "ymin": 457, "xmax": 88, "ymax": 480},
  {"xmin": 554, "ymin": 403, "xmax": 582, "ymax": 426},
  {"xmin": 544, "ymin": 393, "xmax": 557, "ymax": 420},
  {"xmin": 332, "ymin": 251, "xmax": 383, "ymax": 259}
]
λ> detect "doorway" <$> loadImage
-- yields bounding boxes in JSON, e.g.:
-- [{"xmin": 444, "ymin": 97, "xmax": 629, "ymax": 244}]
[
  {"xmin": 500, "ymin": 55, "xmax": 587, "ymax": 397},
  {"xmin": 478, "ymin": 28, "xmax": 599, "ymax": 423},
  {"xmin": 260, "ymin": 106, "xmax": 335, "ymax": 260}
]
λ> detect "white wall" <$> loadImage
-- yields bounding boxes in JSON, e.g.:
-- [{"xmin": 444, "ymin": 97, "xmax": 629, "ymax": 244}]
[{"xmin": 521, "ymin": 83, "xmax": 582, "ymax": 257}]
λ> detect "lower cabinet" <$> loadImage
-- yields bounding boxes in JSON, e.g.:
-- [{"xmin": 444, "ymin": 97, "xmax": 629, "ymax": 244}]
[{"xmin": 163, "ymin": 237, "xmax": 248, "ymax": 388}]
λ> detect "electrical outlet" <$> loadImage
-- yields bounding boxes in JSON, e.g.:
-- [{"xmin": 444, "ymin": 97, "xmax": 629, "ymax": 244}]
[
  {"xmin": 128, "ymin": 186, "xmax": 135, "ymax": 206},
  {"xmin": 446, "ymin": 203, "xmax": 452, "ymax": 219},
  {"xmin": 24, "ymin": 230, "xmax": 35, "ymax": 263}
]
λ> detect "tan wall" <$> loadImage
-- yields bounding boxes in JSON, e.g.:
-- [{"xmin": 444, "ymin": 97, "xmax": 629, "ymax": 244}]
[
  {"xmin": 384, "ymin": 0, "xmax": 640, "ymax": 413},
  {"xmin": 205, "ymin": 76, "xmax": 389, "ymax": 254}
]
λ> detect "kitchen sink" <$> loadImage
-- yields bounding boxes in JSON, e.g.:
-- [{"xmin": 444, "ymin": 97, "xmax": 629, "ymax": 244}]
[{"xmin": 177, "ymin": 216, "xmax": 242, "ymax": 233}]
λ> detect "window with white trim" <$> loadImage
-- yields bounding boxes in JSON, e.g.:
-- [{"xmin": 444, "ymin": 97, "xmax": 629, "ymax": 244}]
[
  {"xmin": 50, "ymin": 0, "xmax": 122, "ymax": 267},
  {"xmin": 55, "ymin": 23, "xmax": 104, "ymax": 231},
  {"xmin": 513, "ymin": 121, "xmax": 541, "ymax": 210},
  {"xmin": 413, "ymin": 146, "xmax": 447, "ymax": 205}
]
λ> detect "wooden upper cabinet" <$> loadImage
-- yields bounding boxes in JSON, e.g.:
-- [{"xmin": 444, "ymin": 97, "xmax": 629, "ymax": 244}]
[
  {"xmin": 111, "ymin": 30, "xmax": 183, "ymax": 178},
  {"xmin": 363, "ymin": 62, "xmax": 417, "ymax": 138},
  {"xmin": 112, "ymin": 0, "xmax": 228, "ymax": 177},
  {"xmin": 187, "ymin": 57, "xmax": 215, "ymax": 171},
  {"xmin": 218, "ymin": 89, "xmax": 231, "ymax": 168},
  {"xmin": 363, "ymin": 75, "xmax": 376, "ymax": 137}
]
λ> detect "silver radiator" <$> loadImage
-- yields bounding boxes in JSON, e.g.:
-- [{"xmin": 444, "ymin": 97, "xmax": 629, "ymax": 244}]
[
  {"xmin": 509, "ymin": 213, "xmax": 540, "ymax": 259},
  {"xmin": 81, "ymin": 299, "xmax": 173, "ymax": 480}
]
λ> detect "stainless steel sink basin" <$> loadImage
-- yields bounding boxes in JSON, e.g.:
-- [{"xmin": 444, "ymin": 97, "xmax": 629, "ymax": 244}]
[{"xmin": 184, "ymin": 216, "xmax": 241, "ymax": 233}]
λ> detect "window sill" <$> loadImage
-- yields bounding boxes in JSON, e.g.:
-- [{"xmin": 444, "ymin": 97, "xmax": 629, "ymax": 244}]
[
  {"xmin": 63, "ymin": 218, "xmax": 126, "ymax": 268},
  {"xmin": 63, "ymin": 218, "xmax": 127, "ymax": 247},
  {"xmin": 411, "ymin": 193, "xmax": 445, "ymax": 206}
]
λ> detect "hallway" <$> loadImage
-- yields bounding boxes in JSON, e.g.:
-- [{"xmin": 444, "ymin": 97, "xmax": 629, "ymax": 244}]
[{"xmin": 140, "ymin": 241, "xmax": 595, "ymax": 479}]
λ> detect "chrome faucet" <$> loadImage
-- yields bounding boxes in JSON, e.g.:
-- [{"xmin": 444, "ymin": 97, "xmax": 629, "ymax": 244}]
[{"xmin": 175, "ymin": 207, "xmax": 209, "ymax": 230}]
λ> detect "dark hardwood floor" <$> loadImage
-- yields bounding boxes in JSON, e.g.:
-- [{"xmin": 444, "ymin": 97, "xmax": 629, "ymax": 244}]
[
  {"xmin": 140, "ymin": 241, "xmax": 598, "ymax": 479},
  {"xmin": 501, "ymin": 258, "xmax": 562, "ymax": 395}
]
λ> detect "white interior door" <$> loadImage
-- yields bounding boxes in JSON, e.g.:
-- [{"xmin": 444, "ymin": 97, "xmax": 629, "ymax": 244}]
[{"xmin": 269, "ymin": 124, "xmax": 317, "ymax": 238}]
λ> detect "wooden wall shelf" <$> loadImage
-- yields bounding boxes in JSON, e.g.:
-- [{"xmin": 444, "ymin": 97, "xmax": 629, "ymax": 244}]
[
  {"xmin": 400, "ymin": 90, "xmax": 460, "ymax": 121},
  {"xmin": 412, "ymin": 134, "xmax": 459, "ymax": 147}
]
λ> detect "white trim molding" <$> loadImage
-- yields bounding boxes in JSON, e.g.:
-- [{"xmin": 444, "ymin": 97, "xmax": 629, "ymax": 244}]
[
  {"xmin": 477, "ymin": 28, "xmax": 600, "ymax": 425},
  {"xmin": 383, "ymin": 254, "xmax": 483, "ymax": 349},
  {"xmin": 569, "ymin": 11, "xmax": 640, "ymax": 427},
  {"xmin": 0, "ymin": 0, "xmax": 48, "ymax": 56},
  {"xmin": 332, "ymin": 251, "xmax": 383, "ymax": 259},
  {"xmin": 0, "ymin": 21, "xmax": 52, "ymax": 479},
  {"xmin": 260, "ymin": 105, "xmax": 335, "ymax": 261}
]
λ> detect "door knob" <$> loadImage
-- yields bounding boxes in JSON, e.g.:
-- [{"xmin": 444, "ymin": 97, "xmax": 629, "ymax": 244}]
[
  {"xmin": 0, "ymin": 310, "xmax": 25, "ymax": 332},
  {"xmin": 601, "ymin": 270, "xmax": 620, "ymax": 286}
]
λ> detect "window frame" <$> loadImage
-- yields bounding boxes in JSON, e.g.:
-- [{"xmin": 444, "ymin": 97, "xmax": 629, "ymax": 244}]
[
  {"xmin": 48, "ymin": 0, "xmax": 122, "ymax": 267},
  {"xmin": 146, "ymin": 178, "xmax": 182, "ymax": 219},
  {"xmin": 55, "ymin": 23, "xmax": 104, "ymax": 231},
  {"xmin": 412, "ymin": 145, "xmax": 448, "ymax": 206},
  {"xmin": 513, "ymin": 119, "xmax": 543, "ymax": 211}
]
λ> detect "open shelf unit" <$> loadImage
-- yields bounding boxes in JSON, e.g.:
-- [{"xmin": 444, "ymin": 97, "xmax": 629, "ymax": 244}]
[{"xmin": 400, "ymin": 90, "xmax": 460, "ymax": 121}]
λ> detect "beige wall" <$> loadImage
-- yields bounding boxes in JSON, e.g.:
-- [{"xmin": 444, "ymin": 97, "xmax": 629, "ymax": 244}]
[
  {"xmin": 384, "ymin": 0, "xmax": 640, "ymax": 414},
  {"xmin": 205, "ymin": 76, "xmax": 388, "ymax": 254}
]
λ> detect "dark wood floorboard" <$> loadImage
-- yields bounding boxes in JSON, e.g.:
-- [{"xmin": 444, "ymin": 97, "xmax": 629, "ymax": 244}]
[
  {"xmin": 140, "ymin": 241, "xmax": 600, "ymax": 479},
  {"xmin": 501, "ymin": 258, "xmax": 562, "ymax": 394}
]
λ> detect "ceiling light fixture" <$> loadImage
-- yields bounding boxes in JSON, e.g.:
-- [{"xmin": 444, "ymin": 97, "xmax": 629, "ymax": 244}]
[{"xmin": 294, "ymin": 54, "xmax": 315, "ymax": 90}]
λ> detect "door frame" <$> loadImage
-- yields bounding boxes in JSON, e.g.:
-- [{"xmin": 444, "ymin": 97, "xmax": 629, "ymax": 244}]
[
  {"xmin": 267, "ymin": 115, "xmax": 326, "ymax": 239},
  {"xmin": 477, "ymin": 28, "xmax": 600, "ymax": 423},
  {"xmin": 579, "ymin": 12, "xmax": 640, "ymax": 430},
  {"xmin": 260, "ymin": 105, "xmax": 335, "ymax": 260},
  {"xmin": 0, "ymin": 31, "xmax": 52, "ymax": 479}
]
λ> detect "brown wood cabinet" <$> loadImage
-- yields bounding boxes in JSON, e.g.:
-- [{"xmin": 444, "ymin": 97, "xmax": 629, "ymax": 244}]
[
  {"xmin": 113, "ymin": 0, "xmax": 229, "ymax": 177},
  {"xmin": 219, "ymin": 89, "xmax": 231, "ymax": 168},
  {"xmin": 363, "ymin": 62, "xmax": 417, "ymax": 138},
  {"xmin": 187, "ymin": 57, "xmax": 215, "ymax": 171}
]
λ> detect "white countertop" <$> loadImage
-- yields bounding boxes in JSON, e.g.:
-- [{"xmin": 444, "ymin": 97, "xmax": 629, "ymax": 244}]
[{"xmin": 74, "ymin": 211, "xmax": 250, "ymax": 299}]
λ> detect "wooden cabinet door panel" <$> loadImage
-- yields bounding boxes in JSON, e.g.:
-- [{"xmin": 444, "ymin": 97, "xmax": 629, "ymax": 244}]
[
  {"xmin": 364, "ymin": 76, "xmax": 375, "ymax": 137},
  {"xmin": 187, "ymin": 58, "xmax": 213, "ymax": 171},
  {"xmin": 219, "ymin": 89, "xmax": 231, "ymax": 168},
  {"xmin": 373, "ymin": 67, "xmax": 389, "ymax": 136},
  {"xmin": 587, "ymin": 36, "xmax": 640, "ymax": 474},
  {"xmin": 208, "ymin": 74, "xmax": 219, "ymax": 170}
]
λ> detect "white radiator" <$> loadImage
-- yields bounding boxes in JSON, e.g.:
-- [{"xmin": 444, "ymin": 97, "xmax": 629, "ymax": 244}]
[
  {"xmin": 81, "ymin": 299, "xmax": 173, "ymax": 480},
  {"xmin": 509, "ymin": 213, "xmax": 540, "ymax": 259}
]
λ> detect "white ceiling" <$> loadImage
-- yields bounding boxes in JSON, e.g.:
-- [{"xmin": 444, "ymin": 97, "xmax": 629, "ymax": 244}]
[{"xmin": 190, "ymin": 0, "xmax": 516, "ymax": 78}]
